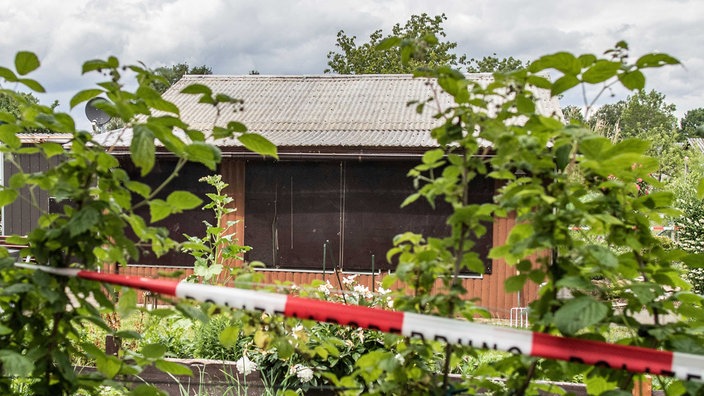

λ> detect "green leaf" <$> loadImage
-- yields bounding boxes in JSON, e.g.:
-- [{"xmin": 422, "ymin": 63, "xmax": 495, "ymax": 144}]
[
  {"xmin": 96, "ymin": 355, "xmax": 123, "ymax": 379},
  {"xmin": 149, "ymin": 199, "xmax": 171, "ymax": 223},
  {"xmin": 116, "ymin": 288, "xmax": 138, "ymax": 317},
  {"xmin": 166, "ymin": 191, "xmax": 202, "ymax": 211},
  {"xmin": 15, "ymin": 51, "xmax": 40, "ymax": 75},
  {"xmin": 618, "ymin": 70, "xmax": 646, "ymax": 91},
  {"xmin": 696, "ymin": 178, "xmax": 704, "ymax": 200},
  {"xmin": 131, "ymin": 125, "xmax": 156, "ymax": 176},
  {"xmin": 529, "ymin": 52, "xmax": 581, "ymax": 75},
  {"xmin": 67, "ymin": 206, "xmax": 101, "ymax": 237},
  {"xmin": 155, "ymin": 359, "xmax": 193, "ymax": 376},
  {"xmin": 0, "ymin": 189, "xmax": 18, "ymax": 207},
  {"xmin": 238, "ymin": 133, "xmax": 278, "ymax": 158},
  {"xmin": 141, "ymin": 343, "xmax": 167, "ymax": 359},
  {"xmin": 219, "ymin": 326, "xmax": 240, "ymax": 348},
  {"xmin": 554, "ymin": 296, "xmax": 609, "ymax": 335},
  {"xmin": 70, "ymin": 89, "xmax": 104, "ymax": 109},
  {"xmin": 227, "ymin": 121, "xmax": 248, "ymax": 133},
  {"xmin": 581, "ymin": 60, "xmax": 621, "ymax": 84},
  {"xmin": 375, "ymin": 37, "xmax": 402, "ymax": 51},
  {"xmin": 39, "ymin": 142, "xmax": 66, "ymax": 158},
  {"xmin": 504, "ymin": 274, "xmax": 527, "ymax": 292},
  {"xmin": 577, "ymin": 54, "xmax": 597, "ymax": 68},
  {"xmin": 125, "ymin": 181, "xmax": 152, "ymax": 198},
  {"xmin": 180, "ymin": 84, "xmax": 212, "ymax": 95},
  {"xmin": 525, "ymin": 75, "xmax": 552, "ymax": 90},
  {"xmin": 129, "ymin": 384, "xmax": 166, "ymax": 396},
  {"xmin": 0, "ymin": 123, "xmax": 23, "ymax": 149},
  {"xmin": 551, "ymin": 74, "xmax": 580, "ymax": 96},
  {"xmin": 0, "ymin": 350, "xmax": 33, "ymax": 376},
  {"xmin": 82, "ymin": 59, "xmax": 110, "ymax": 74},
  {"xmin": 185, "ymin": 142, "xmax": 221, "ymax": 170},
  {"xmin": 0, "ymin": 66, "xmax": 18, "ymax": 82},
  {"xmin": 115, "ymin": 330, "xmax": 142, "ymax": 339},
  {"xmin": 682, "ymin": 253, "xmax": 704, "ymax": 268},
  {"xmin": 18, "ymin": 78, "xmax": 45, "ymax": 93},
  {"xmin": 636, "ymin": 53, "xmax": 680, "ymax": 68}
]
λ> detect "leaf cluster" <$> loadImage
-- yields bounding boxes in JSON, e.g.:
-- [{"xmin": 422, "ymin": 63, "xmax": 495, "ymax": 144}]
[{"xmin": 0, "ymin": 51, "xmax": 275, "ymax": 395}]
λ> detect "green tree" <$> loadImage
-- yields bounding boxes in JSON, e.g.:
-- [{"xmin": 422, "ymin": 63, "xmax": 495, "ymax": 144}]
[
  {"xmin": 151, "ymin": 62, "xmax": 213, "ymax": 94},
  {"xmin": 562, "ymin": 105, "xmax": 586, "ymax": 124},
  {"xmin": 681, "ymin": 108, "xmax": 704, "ymax": 138},
  {"xmin": 590, "ymin": 89, "xmax": 683, "ymax": 179},
  {"xmin": 325, "ymin": 13, "xmax": 467, "ymax": 74},
  {"xmin": 590, "ymin": 89, "xmax": 677, "ymax": 140},
  {"xmin": 0, "ymin": 91, "xmax": 39, "ymax": 116},
  {"xmin": 466, "ymin": 53, "xmax": 525, "ymax": 73},
  {"xmin": 326, "ymin": 14, "xmax": 525, "ymax": 75}
]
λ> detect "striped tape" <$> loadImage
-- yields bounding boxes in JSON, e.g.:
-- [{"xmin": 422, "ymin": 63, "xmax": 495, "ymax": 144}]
[{"xmin": 14, "ymin": 263, "xmax": 704, "ymax": 382}]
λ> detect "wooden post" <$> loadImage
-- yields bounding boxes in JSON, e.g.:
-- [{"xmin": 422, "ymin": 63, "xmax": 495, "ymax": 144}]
[{"xmin": 633, "ymin": 375, "xmax": 652, "ymax": 396}]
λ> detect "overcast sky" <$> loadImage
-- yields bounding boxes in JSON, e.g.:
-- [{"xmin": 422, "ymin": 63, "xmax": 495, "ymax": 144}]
[{"xmin": 1, "ymin": 0, "xmax": 702, "ymax": 129}]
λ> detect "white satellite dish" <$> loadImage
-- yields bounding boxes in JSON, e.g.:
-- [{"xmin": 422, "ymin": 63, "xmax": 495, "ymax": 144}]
[{"xmin": 84, "ymin": 97, "xmax": 112, "ymax": 129}]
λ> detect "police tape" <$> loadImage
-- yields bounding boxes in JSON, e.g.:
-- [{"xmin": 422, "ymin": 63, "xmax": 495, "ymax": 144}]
[{"xmin": 13, "ymin": 262, "xmax": 704, "ymax": 382}]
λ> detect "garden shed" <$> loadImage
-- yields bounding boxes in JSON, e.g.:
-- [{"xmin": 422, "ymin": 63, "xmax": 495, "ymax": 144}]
[{"xmin": 94, "ymin": 74, "xmax": 564, "ymax": 317}]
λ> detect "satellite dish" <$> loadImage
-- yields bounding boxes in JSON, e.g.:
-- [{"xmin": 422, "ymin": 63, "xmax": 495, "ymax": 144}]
[{"xmin": 84, "ymin": 97, "xmax": 112, "ymax": 127}]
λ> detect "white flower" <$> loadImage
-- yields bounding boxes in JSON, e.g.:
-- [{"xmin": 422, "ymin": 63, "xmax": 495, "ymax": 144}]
[
  {"xmin": 290, "ymin": 364, "xmax": 314, "ymax": 383},
  {"xmin": 318, "ymin": 280, "xmax": 333, "ymax": 295},
  {"xmin": 387, "ymin": 297, "xmax": 394, "ymax": 309},
  {"xmin": 342, "ymin": 274, "xmax": 357, "ymax": 286},
  {"xmin": 291, "ymin": 324, "xmax": 304, "ymax": 339},
  {"xmin": 235, "ymin": 355, "xmax": 258, "ymax": 376},
  {"xmin": 377, "ymin": 286, "xmax": 391, "ymax": 295},
  {"xmin": 353, "ymin": 284, "xmax": 373, "ymax": 299},
  {"xmin": 394, "ymin": 353, "xmax": 405, "ymax": 365}
]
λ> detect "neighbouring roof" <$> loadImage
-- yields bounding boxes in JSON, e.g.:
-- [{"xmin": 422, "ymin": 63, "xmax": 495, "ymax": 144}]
[
  {"xmin": 93, "ymin": 74, "xmax": 562, "ymax": 151},
  {"xmin": 687, "ymin": 137, "xmax": 704, "ymax": 153},
  {"xmin": 18, "ymin": 133, "xmax": 73, "ymax": 144}
]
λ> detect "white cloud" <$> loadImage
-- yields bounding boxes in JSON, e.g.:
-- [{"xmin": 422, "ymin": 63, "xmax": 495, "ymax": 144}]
[{"xmin": 1, "ymin": 0, "xmax": 702, "ymax": 127}]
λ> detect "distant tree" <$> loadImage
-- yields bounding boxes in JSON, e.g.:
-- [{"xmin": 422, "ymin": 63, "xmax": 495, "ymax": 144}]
[
  {"xmin": 588, "ymin": 90, "xmax": 682, "ymax": 179},
  {"xmin": 326, "ymin": 14, "xmax": 525, "ymax": 75},
  {"xmin": 0, "ymin": 91, "xmax": 39, "ymax": 117},
  {"xmin": 680, "ymin": 108, "xmax": 704, "ymax": 138},
  {"xmin": 590, "ymin": 90, "xmax": 677, "ymax": 140},
  {"xmin": 152, "ymin": 63, "xmax": 213, "ymax": 94},
  {"xmin": 561, "ymin": 105, "xmax": 586, "ymax": 124},
  {"xmin": 466, "ymin": 53, "xmax": 525, "ymax": 73},
  {"xmin": 325, "ymin": 13, "xmax": 468, "ymax": 74}
]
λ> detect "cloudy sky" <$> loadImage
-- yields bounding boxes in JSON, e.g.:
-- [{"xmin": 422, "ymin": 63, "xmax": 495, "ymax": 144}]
[{"xmin": 1, "ymin": 0, "xmax": 702, "ymax": 128}]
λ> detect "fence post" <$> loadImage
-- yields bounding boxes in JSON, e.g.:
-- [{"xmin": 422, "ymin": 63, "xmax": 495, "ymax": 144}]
[{"xmin": 632, "ymin": 375, "xmax": 652, "ymax": 396}]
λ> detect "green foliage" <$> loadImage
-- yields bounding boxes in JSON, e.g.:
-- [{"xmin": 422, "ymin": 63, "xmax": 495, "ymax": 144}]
[
  {"xmin": 326, "ymin": 13, "xmax": 467, "ymax": 74},
  {"xmin": 465, "ymin": 53, "xmax": 525, "ymax": 73},
  {"xmin": 680, "ymin": 108, "xmax": 704, "ymax": 138},
  {"xmin": 151, "ymin": 62, "xmax": 213, "ymax": 94},
  {"xmin": 0, "ymin": 51, "xmax": 274, "ymax": 395},
  {"xmin": 590, "ymin": 89, "xmax": 677, "ymax": 140},
  {"xmin": 181, "ymin": 174, "xmax": 261, "ymax": 285},
  {"xmin": 326, "ymin": 14, "xmax": 525, "ymax": 76},
  {"xmin": 341, "ymin": 37, "xmax": 704, "ymax": 395}
]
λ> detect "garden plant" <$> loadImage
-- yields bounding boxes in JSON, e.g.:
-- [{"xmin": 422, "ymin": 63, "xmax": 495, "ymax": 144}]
[{"xmin": 0, "ymin": 36, "xmax": 703, "ymax": 396}]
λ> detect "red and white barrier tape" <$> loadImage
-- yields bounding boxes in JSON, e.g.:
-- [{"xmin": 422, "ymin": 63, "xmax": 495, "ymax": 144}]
[{"xmin": 13, "ymin": 263, "xmax": 704, "ymax": 382}]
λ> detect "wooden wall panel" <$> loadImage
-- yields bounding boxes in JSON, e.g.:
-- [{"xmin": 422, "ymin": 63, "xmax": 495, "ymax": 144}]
[{"xmin": 220, "ymin": 159, "xmax": 246, "ymax": 277}]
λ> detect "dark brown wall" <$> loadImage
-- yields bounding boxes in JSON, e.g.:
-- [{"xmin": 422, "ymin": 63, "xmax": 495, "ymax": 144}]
[
  {"xmin": 2, "ymin": 152, "xmax": 61, "ymax": 236},
  {"xmin": 241, "ymin": 159, "xmax": 493, "ymax": 273}
]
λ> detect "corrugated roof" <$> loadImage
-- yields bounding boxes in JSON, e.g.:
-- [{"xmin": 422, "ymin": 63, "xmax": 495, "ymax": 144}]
[
  {"xmin": 94, "ymin": 74, "xmax": 562, "ymax": 149},
  {"xmin": 688, "ymin": 138, "xmax": 704, "ymax": 153}
]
